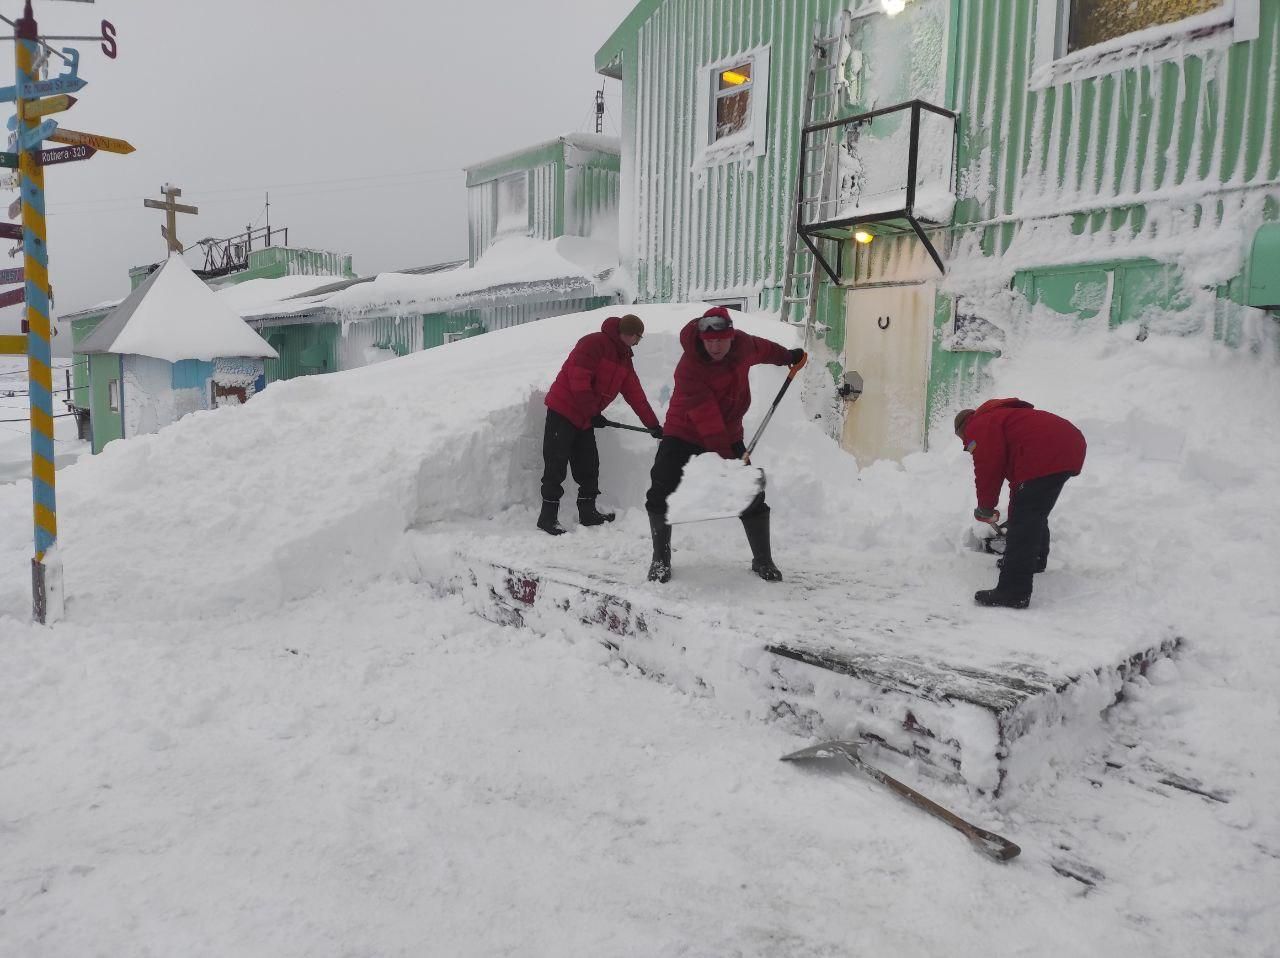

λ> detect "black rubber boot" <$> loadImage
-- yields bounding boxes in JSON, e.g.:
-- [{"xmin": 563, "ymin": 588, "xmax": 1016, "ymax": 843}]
[
  {"xmin": 536, "ymin": 499, "xmax": 565, "ymax": 536},
  {"xmin": 577, "ymin": 497, "xmax": 616, "ymax": 526},
  {"xmin": 974, "ymin": 588, "xmax": 1030, "ymax": 609},
  {"xmin": 741, "ymin": 511, "xmax": 782, "ymax": 582},
  {"xmin": 647, "ymin": 511, "xmax": 671, "ymax": 583}
]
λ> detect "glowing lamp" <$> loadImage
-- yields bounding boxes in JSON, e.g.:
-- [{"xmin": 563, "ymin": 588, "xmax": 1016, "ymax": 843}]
[
  {"xmin": 881, "ymin": 0, "xmax": 908, "ymax": 14},
  {"xmin": 720, "ymin": 69, "xmax": 750, "ymax": 86},
  {"xmin": 854, "ymin": 230, "xmax": 875, "ymax": 244}
]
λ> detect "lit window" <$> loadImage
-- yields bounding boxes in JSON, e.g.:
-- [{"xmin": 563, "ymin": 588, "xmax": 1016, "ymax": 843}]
[
  {"xmin": 714, "ymin": 61, "xmax": 753, "ymax": 142},
  {"xmin": 495, "ymin": 173, "xmax": 528, "ymax": 235},
  {"xmin": 107, "ymin": 379, "xmax": 119, "ymax": 412},
  {"xmin": 1062, "ymin": 0, "xmax": 1224, "ymax": 54}
]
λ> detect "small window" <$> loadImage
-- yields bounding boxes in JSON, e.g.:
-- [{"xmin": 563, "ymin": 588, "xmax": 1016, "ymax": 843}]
[
  {"xmin": 1061, "ymin": 0, "xmax": 1225, "ymax": 55},
  {"xmin": 714, "ymin": 61, "xmax": 753, "ymax": 142},
  {"xmin": 107, "ymin": 379, "xmax": 120, "ymax": 412},
  {"xmin": 495, "ymin": 173, "xmax": 528, "ymax": 235}
]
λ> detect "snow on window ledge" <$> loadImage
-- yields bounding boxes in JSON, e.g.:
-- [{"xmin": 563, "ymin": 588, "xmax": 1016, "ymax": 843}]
[{"xmin": 1029, "ymin": 0, "xmax": 1259, "ymax": 90}]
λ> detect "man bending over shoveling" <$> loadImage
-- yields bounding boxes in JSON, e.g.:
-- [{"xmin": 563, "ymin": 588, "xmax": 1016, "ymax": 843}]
[
  {"xmin": 539, "ymin": 314, "xmax": 663, "ymax": 535},
  {"xmin": 956, "ymin": 399, "xmax": 1086, "ymax": 609},
  {"xmin": 644, "ymin": 306, "xmax": 805, "ymax": 583}
]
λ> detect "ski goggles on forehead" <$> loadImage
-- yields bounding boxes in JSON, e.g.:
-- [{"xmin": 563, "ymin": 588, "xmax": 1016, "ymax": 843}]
[{"xmin": 698, "ymin": 313, "xmax": 733, "ymax": 333}]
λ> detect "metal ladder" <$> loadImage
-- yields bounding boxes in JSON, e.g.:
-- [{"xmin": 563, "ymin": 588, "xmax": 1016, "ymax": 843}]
[{"xmin": 779, "ymin": 10, "xmax": 852, "ymax": 346}]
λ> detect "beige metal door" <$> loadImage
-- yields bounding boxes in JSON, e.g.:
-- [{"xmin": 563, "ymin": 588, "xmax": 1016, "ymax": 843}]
[{"xmin": 841, "ymin": 284, "xmax": 933, "ymax": 464}]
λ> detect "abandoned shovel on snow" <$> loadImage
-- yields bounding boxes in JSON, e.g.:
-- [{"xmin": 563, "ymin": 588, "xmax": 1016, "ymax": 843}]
[
  {"xmin": 781, "ymin": 740, "xmax": 1022, "ymax": 863},
  {"xmin": 666, "ymin": 354, "xmax": 808, "ymax": 525}
]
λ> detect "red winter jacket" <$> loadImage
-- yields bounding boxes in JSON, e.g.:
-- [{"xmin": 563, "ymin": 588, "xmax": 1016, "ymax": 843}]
[
  {"xmin": 545, "ymin": 316, "xmax": 660, "ymax": 431},
  {"xmin": 662, "ymin": 318, "xmax": 793, "ymax": 458},
  {"xmin": 961, "ymin": 398, "xmax": 1087, "ymax": 511}
]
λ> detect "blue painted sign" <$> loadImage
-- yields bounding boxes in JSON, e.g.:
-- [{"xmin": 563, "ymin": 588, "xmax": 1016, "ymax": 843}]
[
  {"xmin": 18, "ymin": 119, "xmax": 58, "ymax": 151},
  {"xmin": 18, "ymin": 75, "xmax": 86, "ymax": 99}
]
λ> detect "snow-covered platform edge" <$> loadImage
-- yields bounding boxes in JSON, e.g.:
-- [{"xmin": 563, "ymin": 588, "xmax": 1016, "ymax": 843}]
[{"xmin": 410, "ymin": 539, "xmax": 1181, "ymax": 796}]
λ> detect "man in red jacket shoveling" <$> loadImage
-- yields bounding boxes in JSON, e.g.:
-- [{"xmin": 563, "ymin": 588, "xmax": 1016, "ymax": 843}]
[
  {"xmin": 539, "ymin": 314, "xmax": 662, "ymax": 535},
  {"xmin": 644, "ymin": 306, "xmax": 805, "ymax": 583},
  {"xmin": 955, "ymin": 399, "xmax": 1087, "ymax": 609}
]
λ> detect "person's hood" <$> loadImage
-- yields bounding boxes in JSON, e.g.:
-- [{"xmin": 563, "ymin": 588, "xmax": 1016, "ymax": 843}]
[{"xmin": 678, "ymin": 317, "xmax": 738, "ymax": 363}]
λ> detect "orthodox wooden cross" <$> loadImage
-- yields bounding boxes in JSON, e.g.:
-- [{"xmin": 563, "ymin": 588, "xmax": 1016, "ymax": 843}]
[{"xmin": 142, "ymin": 183, "xmax": 198, "ymax": 254}]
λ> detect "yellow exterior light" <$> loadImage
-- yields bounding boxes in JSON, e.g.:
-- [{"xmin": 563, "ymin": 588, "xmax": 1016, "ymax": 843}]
[
  {"xmin": 720, "ymin": 69, "xmax": 750, "ymax": 86},
  {"xmin": 854, "ymin": 230, "xmax": 875, "ymax": 244}
]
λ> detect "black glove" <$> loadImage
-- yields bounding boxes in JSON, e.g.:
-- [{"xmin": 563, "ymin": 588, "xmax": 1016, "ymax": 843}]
[
  {"xmin": 787, "ymin": 348, "xmax": 806, "ymax": 366},
  {"xmin": 648, "ymin": 425, "xmax": 663, "ymax": 439},
  {"xmin": 730, "ymin": 440, "xmax": 747, "ymax": 459},
  {"xmin": 590, "ymin": 414, "xmax": 609, "ymax": 429}
]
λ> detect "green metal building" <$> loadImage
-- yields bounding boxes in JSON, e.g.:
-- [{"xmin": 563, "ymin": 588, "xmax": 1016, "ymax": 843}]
[{"xmin": 596, "ymin": 0, "xmax": 1278, "ymax": 462}]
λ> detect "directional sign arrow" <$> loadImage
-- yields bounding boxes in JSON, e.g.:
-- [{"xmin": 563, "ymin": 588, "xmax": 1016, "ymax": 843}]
[
  {"xmin": 0, "ymin": 287, "xmax": 25, "ymax": 309},
  {"xmin": 0, "ymin": 267, "xmax": 23, "ymax": 285},
  {"xmin": 0, "ymin": 152, "xmax": 16, "ymax": 169},
  {"xmin": 18, "ymin": 76, "xmax": 87, "ymax": 100},
  {"xmin": 38, "ymin": 144, "xmax": 96, "ymax": 167},
  {"xmin": 21, "ymin": 95, "xmax": 77, "ymax": 121},
  {"xmin": 47, "ymin": 128, "xmax": 134, "ymax": 155},
  {"xmin": 18, "ymin": 119, "xmax": 58, "ymax": 152},
  {"xmin": 0, "ymin": 221, "xmax": 20, "ymax": 240}
]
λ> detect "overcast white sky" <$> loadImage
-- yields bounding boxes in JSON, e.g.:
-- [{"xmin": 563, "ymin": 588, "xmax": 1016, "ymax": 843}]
[{"xmin": 1, "ymin": 0, "xmax": 636, "ymax": 324}]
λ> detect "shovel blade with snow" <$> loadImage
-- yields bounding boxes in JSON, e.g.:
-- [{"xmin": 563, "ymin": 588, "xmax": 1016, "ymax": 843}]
[
  {"xmin": 665, "ymin": 353, "xmax": 806, "ymax": 525},
  {"xmin": 666, "ymin": 456, "xmax": 765, "ymax": 524}
]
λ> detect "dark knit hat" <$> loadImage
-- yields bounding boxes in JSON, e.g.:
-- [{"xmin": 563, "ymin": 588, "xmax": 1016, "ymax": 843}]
[
  {"xmin": 618, "ymin": 314, "xmax": 644, "ymax": 338},
  {"xmin": 697, "ymin": 306, "xmax": 735, "ymax": 340},
  {"xmin": 954, "ymin": 408, "xmax": 975, "ymax": 437}
]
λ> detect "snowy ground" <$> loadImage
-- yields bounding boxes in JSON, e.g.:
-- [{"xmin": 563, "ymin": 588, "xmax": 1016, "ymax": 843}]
[{"xmin": 1, "ymin": 306, "xmax": 1278, "ymax": 955}]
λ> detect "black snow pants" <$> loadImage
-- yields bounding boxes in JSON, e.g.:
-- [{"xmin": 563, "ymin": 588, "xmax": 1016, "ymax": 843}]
[
  {"xmin": 644, "ymin": 436, "xmax": 767, "ymax": 519},
  {"xmin": 998, "ymin": 471, "xmax": 1073, "ymax": 596},
  {"xmin": 540, "ymin": 410, "xmax": 601, "ymax": 503}
]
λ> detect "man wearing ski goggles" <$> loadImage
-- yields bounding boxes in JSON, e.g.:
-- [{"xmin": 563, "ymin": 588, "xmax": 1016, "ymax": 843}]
[{"xmin": 643, "ymin": 305, "xmax": 806, "ymax": 584}]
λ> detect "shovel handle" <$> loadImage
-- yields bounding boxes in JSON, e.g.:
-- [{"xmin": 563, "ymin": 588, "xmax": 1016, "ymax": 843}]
[{"xmin": 598, "ymin": 418, "xmax": 655, "ymax": 434}]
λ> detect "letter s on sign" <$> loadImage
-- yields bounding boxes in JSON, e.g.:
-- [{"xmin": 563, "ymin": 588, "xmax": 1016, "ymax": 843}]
[{"xmin": 100, "ymin": 20, "xmax": 118, "ymax": 60}]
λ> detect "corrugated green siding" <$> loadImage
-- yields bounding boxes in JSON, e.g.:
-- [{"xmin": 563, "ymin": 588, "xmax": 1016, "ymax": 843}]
[
  {"xmin": 953, "ymin": 1, "xmax": 1279, "ymax": 239},
  {"xmin": 622, "ymin": 0, "xmax": 859, "ymax": 303},
  {"xmin": 258, "ymin": 324, "xmax": 340, "ymax": 384},
  {"xmin": 87, "ymin": 352, "xmax": 122, "ymax": 454}
]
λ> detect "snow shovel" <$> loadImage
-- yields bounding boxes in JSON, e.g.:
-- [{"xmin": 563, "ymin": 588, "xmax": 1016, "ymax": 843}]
[
  {"xmin": 781, "ymin": 740, "xmax": 1022, "ymax": 863},
  {"xmin": 666, "ymin": 354, "xmax": 808, "ymax": 525},
  {"xmin": 597, "ymin": 417, "xmax": 658, "ymax": 435}
]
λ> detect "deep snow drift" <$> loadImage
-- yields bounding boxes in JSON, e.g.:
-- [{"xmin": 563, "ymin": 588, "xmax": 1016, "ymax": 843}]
[{"xmin": 0, "ymin": 303, "xmax": 1277, "ymax": 955}]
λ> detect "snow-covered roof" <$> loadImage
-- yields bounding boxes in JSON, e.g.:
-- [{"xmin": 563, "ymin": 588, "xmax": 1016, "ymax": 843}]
[
  {"xmin": 464, "ymin": 133, "xmax": 621, "ymax": 175},
  {"xmin": 78, "ymin": 253, "xmax": 279, "ymax": 362},
  {"xmin": 242, "ymin": 236, "xmax": 617, "ymax": 322}
]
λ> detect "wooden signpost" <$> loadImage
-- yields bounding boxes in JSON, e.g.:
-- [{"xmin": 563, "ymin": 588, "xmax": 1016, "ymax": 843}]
[
  {"xmin": 48, "ymin": 127, "xmax": 133, "ymax": 154},
  {"xmin": 7, "ymin": 2, "xmax": 129, "ymax": 624},
  {"xmin": 37, "ymin": 144, "xmax": 95, "ymax": 166}
]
